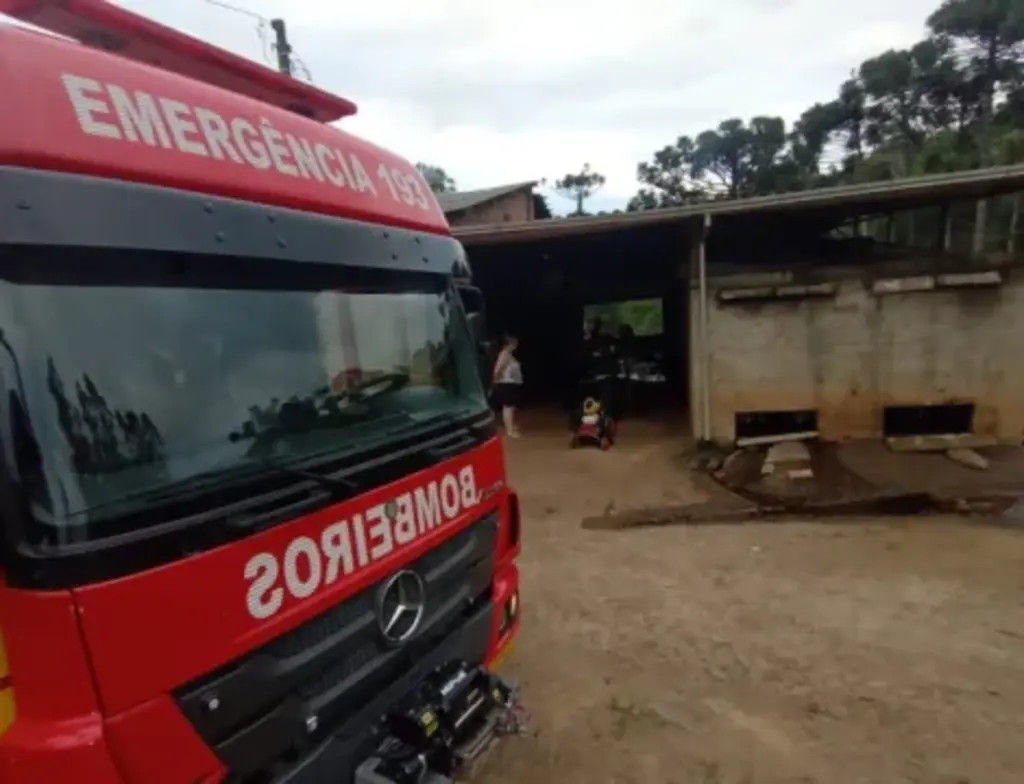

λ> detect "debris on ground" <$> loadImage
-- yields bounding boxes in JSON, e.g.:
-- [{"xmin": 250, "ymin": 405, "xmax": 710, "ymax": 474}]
[
  {"xmin": 688, "ymin": 441, "xmax": 733, "ymax": 473},
  {"xmin": 838, "ymin": 441, "xmax": 1024, "ymax": 500},
  {"xmin": 946, "ymin": 446, "xmax": 989, "ymax": 470},
  {"xmin": 734, "ymin": 430, "xmax": 818, "ymax": 448},
  {"xmin": 645, "ymin": 437, "xmax": 1024, "ymax": 530},
  {"xmin": 885, "ymin": 433, "xmax": 997, "ymax": 452},
  {"xmin": 765, "ymin": 440, "xmax": 811, "ymax": 464},
  {"xmin": 717, "ymin": 448, "xmax": 748, "ymax": 480},
  {"xmin": 580, "ymin": 492, "xmax": 962, "ymax": 531},
  {"xmin": 581, "ymin": 501, "xmax": 760, "ymax": 530},
  {"xmin": 716, "ymin": 441, "xmax": 876, "ymax": 507},
  {"xmin": 999, "ymin": 497, "xmax": 1024, "ymax": 525},
  {"xmin": 956, "ymin": 498, "xmax": 1006, "ymax": 516},
  {"xmin": 762, "ymin": 440, "xmax": 815, "ymax": 482}
]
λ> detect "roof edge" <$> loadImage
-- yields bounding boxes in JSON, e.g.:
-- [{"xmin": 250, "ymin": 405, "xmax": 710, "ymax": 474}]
[
  {"xmin": 438, "ymin": 180, "xmax": 539, "ymax": 214},
  {"xmin": 454, "ymin": 164, "xmax": 1024, "ymax": 245}
]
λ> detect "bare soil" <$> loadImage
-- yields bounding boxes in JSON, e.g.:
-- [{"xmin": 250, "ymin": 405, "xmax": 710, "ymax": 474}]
[{"xmin": 475, "ymin": 413, "xmax": 1024, "ymax": 784}]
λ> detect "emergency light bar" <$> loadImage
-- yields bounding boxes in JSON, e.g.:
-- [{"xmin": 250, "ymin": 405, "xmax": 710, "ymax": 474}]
[{"xmin": 0, "ymin": 0, "xmax": 357, "ymax": 122}]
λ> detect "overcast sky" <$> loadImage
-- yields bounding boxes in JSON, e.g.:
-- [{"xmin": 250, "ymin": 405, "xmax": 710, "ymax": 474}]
[{"xmin": 5, "ymin": 0, "xmax": 940, "ymax": 213}]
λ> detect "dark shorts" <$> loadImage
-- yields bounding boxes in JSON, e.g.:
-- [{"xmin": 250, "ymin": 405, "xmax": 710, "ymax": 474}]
[{"xmin": 493, "ymin": 382, "xmax": 522, "ymax": 409}]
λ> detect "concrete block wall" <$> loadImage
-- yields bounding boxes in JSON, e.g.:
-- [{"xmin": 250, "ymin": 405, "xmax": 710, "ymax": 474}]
[{"xmin": 689, "ymin": 265, "xmax": 1024, "ymax": 444}]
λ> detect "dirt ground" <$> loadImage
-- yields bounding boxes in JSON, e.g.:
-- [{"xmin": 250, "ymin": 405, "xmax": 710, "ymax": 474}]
[{"xmin": 475, "ymin": 412, "xmax": 1024, "ymax": 784}]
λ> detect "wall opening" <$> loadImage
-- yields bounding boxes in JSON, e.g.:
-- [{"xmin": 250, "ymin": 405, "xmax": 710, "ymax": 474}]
[
  {"xmin": 882, "ymin": 403, "xmax": 975, "ymax": 438},
  {"xmin": 735, "ymin": 409, "xmax": 819, "ymax": 441},
  {"xmin": 584, "ymin": 297, "xmax": 665, "ymax": 337}
]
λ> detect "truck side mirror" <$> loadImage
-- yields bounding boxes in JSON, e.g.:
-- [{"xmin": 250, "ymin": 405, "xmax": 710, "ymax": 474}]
[
  {"xmin": 457, "ymin": 285, "xmax": 484, "ymax": 321},
  {"xmin": 464, "ymin": 312, "xmax": 491, "ymax": 389}
]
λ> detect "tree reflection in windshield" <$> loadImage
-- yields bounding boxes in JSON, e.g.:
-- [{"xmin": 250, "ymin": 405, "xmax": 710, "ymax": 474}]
[
  {"xmin": 46, "ymin": 358, "xmax": 168, "ymax": 477},
  {"xmin": 227, "ymin": 370, "xmax": 416, "ymax": 458},
  {"xmin": 229, "ymin": 388, "xmax": 338, "ymax": 456},
  {"xmin": 0, "ymin": 273, "xmax": 486, "ymax": 532}
]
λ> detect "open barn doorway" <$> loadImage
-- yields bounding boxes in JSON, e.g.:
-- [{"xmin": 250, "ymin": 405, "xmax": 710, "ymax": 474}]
[{"xmin": 462, "ymin": 223, "xmax": 692, "ymax": 437}]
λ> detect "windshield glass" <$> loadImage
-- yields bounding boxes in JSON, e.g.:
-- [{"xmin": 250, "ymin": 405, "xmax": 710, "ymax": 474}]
[{"xmin": 0, "ymin": 249, "xmax": 487, "ymax": 545}]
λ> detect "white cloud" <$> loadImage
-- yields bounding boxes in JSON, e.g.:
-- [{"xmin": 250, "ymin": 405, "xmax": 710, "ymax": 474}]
[{"xmin": 4, "ymin": 0, "xmax": 940, "ymax": 211}]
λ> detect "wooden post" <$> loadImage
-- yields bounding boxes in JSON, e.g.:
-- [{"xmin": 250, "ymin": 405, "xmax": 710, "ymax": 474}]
[{"xmin": 697, "ymin": 214, "xmax": 712, "ymax": 444}]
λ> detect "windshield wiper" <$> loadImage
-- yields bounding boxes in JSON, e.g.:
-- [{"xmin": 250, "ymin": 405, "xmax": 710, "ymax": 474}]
[
  {"xmin": 77, "ymin": 409, "xmax": 477, "ymax": 520},
  {"xmin": 79, "ymin": 441, "xmax": 369, "ymax": 513},
  {"xmin": 262, "ymin": 461, "xmax": 358, "ymax": 499},
  {"xmin": 240, "ymin": 410, "xmax": 415, "ymax": 457}
]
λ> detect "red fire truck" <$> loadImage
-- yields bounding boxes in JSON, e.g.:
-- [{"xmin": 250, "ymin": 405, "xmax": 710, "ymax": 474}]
[{"xmin": 0, "ymin": 2, "xmax": 522, "ymax": 783}]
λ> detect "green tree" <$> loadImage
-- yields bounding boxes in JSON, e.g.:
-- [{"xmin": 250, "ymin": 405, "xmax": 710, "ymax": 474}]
[
  {"xmin": 629, "ymin": 136, "xmax": 706, "ymax": 210},
  {"xmin": 747, "ymin": 116, "xmax": 800, "ymax": 193},
  {"xmin": 834, "ymin": 75, "xmax": 868, "ymax": 167},
  {"xmin": 914, "ymin": 35, "xmax": 979, "ymax": 133},
  {"xmin": 927, "ymin": 0, "xmax": 1024, "ymax": 252},
  {"xmin": 415, "ymin": 163, "xmax": 457, "ymax": 194},
  {"xmin": 691, "ymin": 118, "xmax": 749, "ymax": 198},
  {"xmin": 986, "ymin": 125, "xmax": 1024, "ymax": 250},
  {"xmin": 858, "ymin": 46, "xmax": 933, "ymax": 162},
  {"xmin": 788, "ymin": 101, "xmax": 845, "ymax": 186},
  {"xmin": 632, "ymin": 117, "xmax": 797, "ymax": 205},
  {"xmin": 554, "ymin": 163, "xmax": 607, "ymax": 216},
  {"xmin": 625, "ymin": 0, "xmax": 1024, "ymax": 254}
]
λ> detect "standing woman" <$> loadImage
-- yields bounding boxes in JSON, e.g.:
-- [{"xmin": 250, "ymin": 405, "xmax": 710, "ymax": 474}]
[{"xmin": 492, "ymin": 333, "xmax": 523, "ymax": 438}]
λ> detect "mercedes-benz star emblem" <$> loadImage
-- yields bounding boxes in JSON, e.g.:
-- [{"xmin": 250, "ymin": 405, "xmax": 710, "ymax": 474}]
[{"xmin": 376, "ymin": 569, "xmax": 426, "ymax": 644}]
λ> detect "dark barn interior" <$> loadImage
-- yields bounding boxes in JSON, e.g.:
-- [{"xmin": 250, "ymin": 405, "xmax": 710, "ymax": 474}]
[
  {"xmin": 461, "ymin": 209, "xmax": 871, "ymax": 425},
  {"xmin": 461, "ymin": 210, "xmax": 881, "ymax": 427},
  {"xmin": 464, "ymin": 223, "xmax": 692, "ymax": 419}
]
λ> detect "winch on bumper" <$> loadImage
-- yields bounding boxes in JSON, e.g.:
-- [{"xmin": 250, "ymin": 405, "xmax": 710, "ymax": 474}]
[{"xmin": 355, "ymin": 661, "xmax": 527, "ymax": 784}]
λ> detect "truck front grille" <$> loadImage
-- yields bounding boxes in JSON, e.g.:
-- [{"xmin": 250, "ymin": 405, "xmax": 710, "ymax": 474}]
[{"xmin": 173, "ymin": 512, "xmax": 498, "ymax": 782}]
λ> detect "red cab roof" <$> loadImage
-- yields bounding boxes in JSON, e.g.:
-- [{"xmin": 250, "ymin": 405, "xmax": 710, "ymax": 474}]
[
  {"xmin": 0, "ymin": 19, "xmax": 449, "ymax": 235},
  {"xmin": 0, "ymin": 0, "xmax": 357, "ymax": 121}
]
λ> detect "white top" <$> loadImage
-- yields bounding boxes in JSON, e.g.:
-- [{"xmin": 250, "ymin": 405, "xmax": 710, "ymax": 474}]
[{"xmin": 496, "ymin": 352, "xmax": 523, "ymax": 385}]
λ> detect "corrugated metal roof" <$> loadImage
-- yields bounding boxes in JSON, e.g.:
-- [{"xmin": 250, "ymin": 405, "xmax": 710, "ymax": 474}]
[
  {"xmin": 436, "ymin": 182, "xmax": 537, "ymax": 214},
  {"xmin": 454, "ymin": 164, "xmax": 1024, "ymax": 246}
]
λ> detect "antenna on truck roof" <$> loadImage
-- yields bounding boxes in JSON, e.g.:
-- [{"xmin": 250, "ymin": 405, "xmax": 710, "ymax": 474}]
[{"xmin": 0, "ymin": 0, "xmax": 356, "ymax": 122}]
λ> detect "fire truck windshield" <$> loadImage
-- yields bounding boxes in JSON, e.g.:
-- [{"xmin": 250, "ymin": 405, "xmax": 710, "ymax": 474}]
[{"xmin": 0, "ymin": 247, "xmax": 488, "ymax": 552}]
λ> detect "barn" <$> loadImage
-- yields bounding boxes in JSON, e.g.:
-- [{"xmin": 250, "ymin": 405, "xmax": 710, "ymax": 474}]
[{"xmin": 443, "ymin": 166, "xmax": 1024, "ymax": 446}]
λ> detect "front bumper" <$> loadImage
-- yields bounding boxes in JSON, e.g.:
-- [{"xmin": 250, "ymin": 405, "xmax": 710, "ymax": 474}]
[
  {"xmin": 271, "ymin": 595, "xmax": 510, "ymax": 784},
  {"xmin": 0, "ymin": 564, "xmax": 520, "ymax": 784}
]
